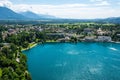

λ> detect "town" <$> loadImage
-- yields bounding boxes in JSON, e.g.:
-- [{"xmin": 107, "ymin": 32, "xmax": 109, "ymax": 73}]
[{"xmin": 1, "ymin": 23, "xmax": 120, "ymax": 44}]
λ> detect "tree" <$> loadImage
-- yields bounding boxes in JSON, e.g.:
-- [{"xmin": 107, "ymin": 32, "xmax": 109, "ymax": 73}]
[
  {"xmin": 0, "ymin": 68, "xmax": 2, "ymax": 78},
  {"xmin": 1, "ymin": 47, "xmax": 10, "ymax": 57},
  {"xmin": 0, "ymin": 32, "xmax": 3, "ymax": 43},
  {"xmin": 23, "ymin": 41, "xmax": 29, "ymax": 48}
]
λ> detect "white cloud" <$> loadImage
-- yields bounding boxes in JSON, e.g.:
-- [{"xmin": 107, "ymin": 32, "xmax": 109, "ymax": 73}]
[
  {"xmin": 0, "ymin": 0, "xmax": 12, "ymax": 7},
  {"xmin": 10, "ymin": 4, "xmax": 89, "ymax": 13},
  {"xmin": 10, "ymin": 4, "xmax": 120, "ymax": 19},
  {"xmin": 95, "ymin": 1, "xmax": 110, "ymax": 6},
  {"xmin": 90, "ymin": 0, "xmax": 110, "ymax": 6},
  {"xmin": 0, "ymin": 0, "xmax": 120, "ymax": 19}
]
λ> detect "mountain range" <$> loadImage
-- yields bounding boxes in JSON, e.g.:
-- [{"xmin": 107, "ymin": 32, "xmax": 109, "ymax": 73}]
[
  {"xmin": 20, "ymin": 11, "xmax": 56, "ymax": 19},
  {"xmin": 0, "ymin": 7, "xmax": 27, "ymax": 20},
  {"xmin": 0, "ymin": 7, "xmax": 56, "ymax": 20},
  {"xmin": 0, "ymin": 7, "xmax": 120, "ymax": 24}
]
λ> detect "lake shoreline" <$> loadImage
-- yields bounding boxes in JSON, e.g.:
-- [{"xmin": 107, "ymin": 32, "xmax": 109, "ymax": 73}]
[
  {"xmin": 21, "ymin": 43, "xmax": 38, "ymax": 51},
  {"xmin": 22, "ymin": 41, "xmax": 120, "ymax": 51}
]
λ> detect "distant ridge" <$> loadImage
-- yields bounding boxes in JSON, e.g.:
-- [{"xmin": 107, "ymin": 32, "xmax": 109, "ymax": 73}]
[
  {"xmin": 0, "ymin": 7, "xmax": 56, "ymax": 20},
  {"xmin": 20, "ymin": 11, "xmax": 41, "ymax": 19},
  {"xmin": 105, "ymin": 17, "xmax": 120, "ymax": 23},
  {"xmin": 20, "ymin": 11, "xmax": 56, "ymax": 19},
  {"xmin": 0, "ymin": 7, "xmax": 120, "ymax": 24},
  {"xmin": 0, "ymin": 7, "xmax": 27, "ymax": 20}
]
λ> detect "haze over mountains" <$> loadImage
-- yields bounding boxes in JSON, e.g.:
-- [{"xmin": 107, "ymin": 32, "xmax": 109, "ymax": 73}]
[
  {"xmin": 0, "ymin": 6, "xmax": 120, "ymax": 24},
  {"xmin": 0, "ymin": 7, "xmax": 27, "ymax": 20},
  {"xmin": 0, "ymin": 7, "xmax": 56, "ymax": 20},
  {"xmin": 20, "ymin": 11, "xmax": 56, "ymax": 19}
]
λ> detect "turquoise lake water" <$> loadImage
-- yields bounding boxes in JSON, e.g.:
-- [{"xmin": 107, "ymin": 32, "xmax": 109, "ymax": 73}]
[{"xmin": 23, "ymin": 42, "xmax": 120, "ymax": 80}]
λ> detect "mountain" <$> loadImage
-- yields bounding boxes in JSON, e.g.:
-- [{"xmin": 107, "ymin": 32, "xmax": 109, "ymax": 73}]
[
  {"xmin": 20, "ymin": 11, "xmax": 56, "ymax": 19},
  {"xmin": 20, "ymin": 11, "xmax": 41, "ymax": 19},
  {"xmin": 88, "ymin": 17, "xmax": 120, "ymax": 24},
  {"xmin": 0, "ymin": 7, "xmax": 119, "ymax": 23},
  {"xmin": 0, "ymin": 7, "xmax": 27, "ymax": 20},
  {"xmin": 105, "ymin": 17, "xmax": 120, "ymax": 24},
  {"xmin": 38, "ymin": 14, "xmax": 56, "ymax": 19},
  {"xmin": 0, "ymin": 7, "xmax": 56, "ymax": 20}
]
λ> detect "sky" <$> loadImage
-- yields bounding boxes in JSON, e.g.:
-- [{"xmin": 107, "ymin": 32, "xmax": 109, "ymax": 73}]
[{"xmin": 0, "ymin": 0, "xmax": 120, "ymax": 19}]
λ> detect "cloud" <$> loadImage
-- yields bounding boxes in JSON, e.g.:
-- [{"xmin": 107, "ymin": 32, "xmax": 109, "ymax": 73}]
[
  {"xmin": 9, "ymin": 3, "xmax": 120, "ymax": 19},
  {"xmin": 0, "ymin": 0, "xmax": 120, "ymax": 19},
  {"xmin": 0, "ymin": 0, "xmax": 12, "ymax": 7},
  {"xmin": 90, "ymin": 0, "xmax": 108, "ymax": 2},
  {"xmin": 95, "ymin": 1, "xmax": 110, "ymax": 6},
  {"xmin": 10, "ymin": 4, "xmax": 89, "ymax": 13},
  {"xmin": 90, "ymin": 0, "xmax": 110, "ymax": 6}
]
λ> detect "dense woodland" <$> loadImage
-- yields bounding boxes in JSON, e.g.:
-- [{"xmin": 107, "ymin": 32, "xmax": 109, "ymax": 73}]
[
  {"xmin": 0, "ymin": 22, "xmax": 120, "ymax": 80},
  {"xmin": 0, "ymin": 44, "xmax": 31, "ymax": 80}
]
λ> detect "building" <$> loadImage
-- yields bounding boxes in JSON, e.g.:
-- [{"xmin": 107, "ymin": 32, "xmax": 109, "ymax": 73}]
[
  {"xmin": 8, "ymin": 29, "xmax": 16, "ymax": 35},
  {"xmin": 97, "ymin": 36, "xmax": 112, "ymax": 42},
  {"xmin": 84, "ymin": 28, "xmax": 93, "ymax": 34},
  {"xmin": 84, "ymin": 36, "xmax": 95, "ymax": 42},
  {"xmin": 97, "ymin": 28, "xmax": 104, "ymax": 35},
  {"xmin": 46, "ymin": 33, "xmax": 65, "ymax": 39},
  {"xmin": 116, "ymin": 34, "xmax": 120, "ymax": 37}
]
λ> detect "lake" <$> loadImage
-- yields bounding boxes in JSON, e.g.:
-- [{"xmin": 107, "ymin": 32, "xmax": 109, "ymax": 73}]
[{"xmin": 23, "ymin": 42, "xmax": 120, "ymax": 80}]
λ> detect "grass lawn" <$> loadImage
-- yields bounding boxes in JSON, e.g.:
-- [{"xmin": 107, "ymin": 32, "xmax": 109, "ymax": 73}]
[{"xmin": 21, "ymin": 42, "xmax": 37, "ymax": 51}]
